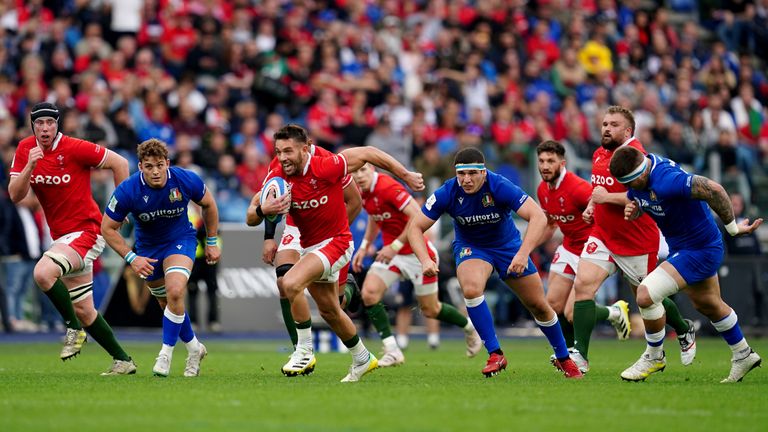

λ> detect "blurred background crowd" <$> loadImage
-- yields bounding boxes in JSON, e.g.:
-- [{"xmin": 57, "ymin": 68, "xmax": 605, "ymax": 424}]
[{"xmin": 0, "ymin": 0, "xmax": 766, "ymax": 334}]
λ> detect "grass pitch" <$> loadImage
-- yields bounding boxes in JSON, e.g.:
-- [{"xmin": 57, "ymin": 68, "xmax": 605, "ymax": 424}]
[{"xmin": 1, "ymin": 336, "xmax": 766, "ymax": 432}]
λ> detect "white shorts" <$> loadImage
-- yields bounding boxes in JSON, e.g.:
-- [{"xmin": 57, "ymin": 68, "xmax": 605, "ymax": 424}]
[
  {"xmin": 278, "ymin": 224, "xmax": 302, "ymax": 252},
  {"xmin": 369, "ymin": 243, "xmax": 439, "ymax": 296},
  {"xmin": 580, "ymin": 236, "xmax": 656, "ymax": 286},
  {"xmin": 52, "ymin": 231, "xmax": 105, "ymax": 277},
  {"xmin": 302, "ymin": 236, "xmax": 354, "ymax": 283},
  {"xmin": 549, "ymin": 245, "xmax": 579, "ymax": 280}
]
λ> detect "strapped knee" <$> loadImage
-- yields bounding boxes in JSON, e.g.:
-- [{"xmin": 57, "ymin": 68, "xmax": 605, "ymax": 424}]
[
  {"xmin": 276, "ymin": 264, "xmax": 293, "ymax": 279},
  {"xmin": 642, "ymin": 268, "xmax": 680, "ymax": 304},
  {"xmin": 148, "ymin": 285, "xmax": 167, "ymax": 298},
  {"xmin": 69, "ymin": 282, "xmax": 93, "ymax": 303},
  {"xmin": 640, "ymin": 303, "xmax": 665, "ymax": 320},
  {"xmin": 43, "ymin": 251, "xmax": 73, "ymax": 276}
]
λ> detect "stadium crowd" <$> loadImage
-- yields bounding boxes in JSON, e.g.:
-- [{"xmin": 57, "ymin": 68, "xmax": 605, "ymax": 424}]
[{"xmin": 0, "ymin": 0, "xmax": 767, "ymax": 332}]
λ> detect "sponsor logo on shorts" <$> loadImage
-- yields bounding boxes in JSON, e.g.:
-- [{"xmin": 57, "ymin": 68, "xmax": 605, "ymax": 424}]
[
  {"xmin": 552, "ymin": 252, "xmax": 560, "ymax": 263},
  {"xmin": 586, "ymin": 242, "xmax": 598, "ymax": 254},
  {"xmin": 282, "ymin": 234, "xmax": 295, "ymax": 245}
]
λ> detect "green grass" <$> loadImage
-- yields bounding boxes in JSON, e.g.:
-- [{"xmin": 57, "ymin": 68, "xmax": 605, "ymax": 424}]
[{"xmin": 1, "ymin": 337, "xmax": 766, "ymax": 432}]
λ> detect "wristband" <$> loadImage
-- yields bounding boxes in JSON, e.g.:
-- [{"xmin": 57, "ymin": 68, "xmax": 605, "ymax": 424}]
[
  {"xmin": 206, "ymin": 236, "xmax": 218, "ymax": 246},
  {"xmin": 390, "ymin": 239, "xmax": 404, "ymax": 252},
  {"xmin": 124, "ymin": 251, "xmax": 137, "ymax": 264},
  {"xmin": 725, "ymin": 220, "xmax": 740, "ymax": 236},
  {"xmin": 255, "ymin": 205, "xmax": 265, "ymax": 218},
  {"xmin": 359, "ymin": 239, "xmax": 370, "ymax": 251}
]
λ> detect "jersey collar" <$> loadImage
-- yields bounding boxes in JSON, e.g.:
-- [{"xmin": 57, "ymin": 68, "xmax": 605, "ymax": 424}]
[
  {"xmin": 550, "ymin": 167, "xmax": 567, "ymax": 190},
  {"xmin": 619, "ymin": 136, "xmax": 636, "ymax": 148},
  {"xmin": 302, "ymin": 155, "xmax": 311, "ymax": 176},
  {"xmin": 38, "ymin": 132, "xmax": 63, "ymax": 151},
  {"xmin": 369, "ymin": 171, "xmax": 379, "ymax": 192}
]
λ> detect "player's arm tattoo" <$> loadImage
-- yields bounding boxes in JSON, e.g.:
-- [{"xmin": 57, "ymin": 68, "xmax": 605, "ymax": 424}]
[{"xmin": 690, "ymin": 175, "xmax": 734, "ymax": 223}]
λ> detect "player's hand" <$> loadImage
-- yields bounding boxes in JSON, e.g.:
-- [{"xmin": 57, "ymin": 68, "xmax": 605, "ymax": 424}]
[
  {"xmin": 624, "ymin": 200, "xmax": 642, "ymax": 221},
  {"xmin": 130, "ymin": 256, "xmax": 157, "ymax": 279},
  {"xmin": 507, "ymin": 253, "xmax": 528, "ymax": 277},
  {"xmin": 421, "ymin": 259, "xmax": 439, "ymax": 278},
  {"xmin": 582, "ymin": 204, "xmax": 595, "ymax": 224},
  {"xmin": 404, "ymin": 171, "xmax": 425, "ymax": 192},
  {"xmin": 261, "ymin": 191, "xmax": 291, "ymax": 215},
  {"xmin": 205, "ymin": 244, "xmax": 221, "ymax": 265},
  {"xmin": 262, "ymin": 239, "xmax": 277, "ymax": 265},
  {"xmin": 736, "ymin": 217, "xmax": 763, "ymax": 235},
  {"xmin": 351, "ymin": 251, "xmax": 365, "ymax": 273},
  {"xmin": 375, "ymin": 245, "xmax": 396, "ymax": 264},
  {"xmin": 591, "ymin": 186, "xmax": 609, "ymax": 204},
  {"xmin": 27, "ymin": 146, "xmax": 43, "ymax": 169}
]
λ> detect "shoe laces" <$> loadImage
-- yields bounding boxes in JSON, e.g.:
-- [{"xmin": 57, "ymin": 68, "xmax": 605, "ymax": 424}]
[{"xmin": 64, "ymin": 329, "xmax": 78, "ymax": 345}]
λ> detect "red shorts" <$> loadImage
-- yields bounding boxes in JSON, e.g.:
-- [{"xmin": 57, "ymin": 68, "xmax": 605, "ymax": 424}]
[{"xmin": 301, "ymin": 232, "xmax": 354, "ymax": 283}]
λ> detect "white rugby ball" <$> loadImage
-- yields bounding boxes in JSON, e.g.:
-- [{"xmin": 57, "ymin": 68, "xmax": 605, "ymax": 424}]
[{"xmin": 260, "ymin": 177, "xmax": 288, "ymax": 223}]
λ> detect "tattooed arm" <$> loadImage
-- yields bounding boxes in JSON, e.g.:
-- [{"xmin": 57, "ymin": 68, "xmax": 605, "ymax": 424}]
[
  {"xmin": 690, "ymin": 175, "xmax": 763, "ymax": 235},
  {"xmin": 690, "ymin": 175, "xmax": 734, "ymax": 223}
]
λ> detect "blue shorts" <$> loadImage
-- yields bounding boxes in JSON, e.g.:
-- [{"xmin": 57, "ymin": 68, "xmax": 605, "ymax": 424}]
[
  {"xmin": 453, "ymin": 241, "xmax": 537, "ymax": 281},
  {"xmin": 667, "ymin": 243, "xmax": 724, "ymax": 285},
  {"xmin": 136, "ymin": 234, "xmax": 197, "ymax": 282}
]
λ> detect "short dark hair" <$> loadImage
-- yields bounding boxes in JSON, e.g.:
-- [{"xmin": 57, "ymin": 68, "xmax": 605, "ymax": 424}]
[
  {"xmin": 273, "ymin": 124, "xmax": 309, "ymax": 145},
  {"xmin": 536, "ymin": 140, "xmax": 565, "ymax": 157},
  {"xmin": 606, "ymin": 105, "xmax": 636, "ymax": 135},
  {"xmin": 454, "ymin": 147, "xmax": 485, "ymax": 165},
  {"xmin": 609, "ymin": 146, "xmax": 644, "ymax": 179},
  {"xmin": 137, "ymin": 138, "xmax": 169, "ymax": 161}
]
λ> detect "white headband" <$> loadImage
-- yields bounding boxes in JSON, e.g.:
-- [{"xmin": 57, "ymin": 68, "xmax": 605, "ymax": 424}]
[
  {"xmin": 455, "ymin": 163, "xmax": 486, "ymax": 171},
  {"xmin": 616, "ymin": 157, "xmax": 648, "ymax": 184}
]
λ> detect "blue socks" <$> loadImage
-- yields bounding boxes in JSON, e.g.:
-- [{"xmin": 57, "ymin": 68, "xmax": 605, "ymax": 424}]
[
  {"xmin": 162, "ymin": 307, "xmax": 185, "ymax": 347},
  {"xmin": 179, "ymin": 312, "xmax": 195, "ymax": 344},
  {"xmin": 464, "ymin": 296, "xmax": 500, "ymax": 354},
  {"xmin": 535, "ymin": 315, "xmax": 569, "ymax": 360}
]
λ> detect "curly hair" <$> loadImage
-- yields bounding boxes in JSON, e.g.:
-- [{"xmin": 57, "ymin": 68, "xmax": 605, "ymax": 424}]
[{"xmin": 137, "ymin": 138, "xmax": 169, "ymax": 162}]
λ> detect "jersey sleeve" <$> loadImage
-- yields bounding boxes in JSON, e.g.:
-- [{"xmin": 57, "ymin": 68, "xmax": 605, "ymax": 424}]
[
  {"xmin": 9, "ymin": 142, "xmax": 30, "ymax": 176},
  {"xmin": 654, "ymin": 163, "xmax": 694, "ymax": 199},
  {"xmin": 72, "ymin": 138, "xmax": 109, "ymax": 168},
  {"xmin": 386, "ymin": 181, "xmax": 412, "ymax": 211},
  {"xmin": 492, "ymin": 175, "xmax": 529, "ymax": 212},
  {"xmin": 312, "ymin": 154, "xmax": 347, "ymax": 182},
  {"xmin": 105, "ymin": 184, "xmax": 131, "ymax": 222},
  {"xmin": 341, "ymin": 174, "xmax": 354, "ymax": 189},
  {"xmin": 175, "ymin": 168, "xmax": 207, "ymax": 202},
  {"xmin": 422, "ymin": 184, "xmax": 449, "ymax": 220}
]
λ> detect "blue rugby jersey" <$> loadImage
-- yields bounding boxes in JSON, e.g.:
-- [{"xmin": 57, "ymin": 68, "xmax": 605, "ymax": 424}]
[
  {"xmin": 422, "ymin": 170, "xmax": 528, "ymax": 250},
  {"xmin": 627, "ymin": 154, "xmax": 722, "ymax": 251},
  {"xmin": 106, "ymin": 166, "xmax": 206, "ymax": 248}
]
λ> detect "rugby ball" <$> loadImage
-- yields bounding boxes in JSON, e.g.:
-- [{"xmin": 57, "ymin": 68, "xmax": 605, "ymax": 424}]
[{"xmin": 260, "ymin": 177, "xmax": 288, "ymax": 223}]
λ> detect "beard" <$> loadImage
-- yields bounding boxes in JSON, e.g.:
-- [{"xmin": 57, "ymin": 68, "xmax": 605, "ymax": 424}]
[
  {"xmin": 540, "ymin": 166, "xmax": 561, "ymax": 183},
  {"xmin": 601, "ymin": 135, "xmax": 621, "ymax": 150}
]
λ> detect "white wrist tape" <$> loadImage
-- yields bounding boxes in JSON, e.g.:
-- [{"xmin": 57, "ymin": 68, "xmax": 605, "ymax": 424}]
[
  {"xmin": 390, "ymin": 239, "xmax": 404, "ymax": 252},
  {"xmin": 725, "ymin": 220, "xmax": 740, "ymax": 236}
]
